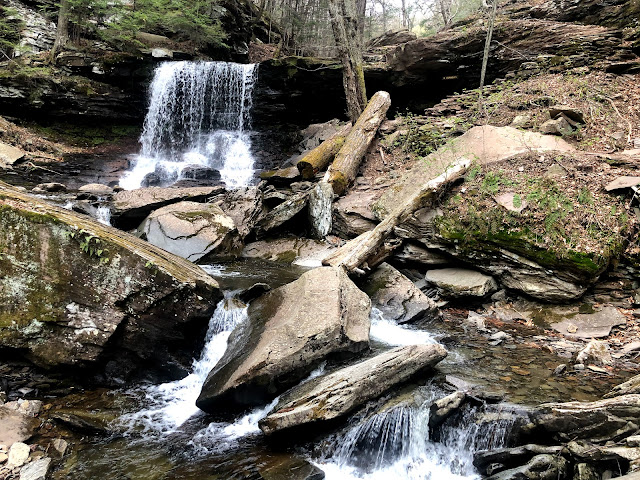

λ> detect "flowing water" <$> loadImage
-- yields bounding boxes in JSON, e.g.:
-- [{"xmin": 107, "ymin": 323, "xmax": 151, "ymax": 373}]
[{"xmin": 120, "ymin": 61, "xmax": 258, "ymax": 190}]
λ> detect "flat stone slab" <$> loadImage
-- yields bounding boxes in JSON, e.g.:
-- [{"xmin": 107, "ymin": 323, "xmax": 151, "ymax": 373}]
[
  {"xmin": 425, "ymin": 268, "xmax": 498, "ymax": 298},
  {"xmin": 551, "ymin": 306, "xmax": 626, "ymax": 339},
  {"xmin": 605, "ymin": 176, "xmax": 640, "ymax": 191},
  {"xmin": 259, "ymin": 344, "xmax": 447, "ymax": 435},
  {"xmin": 0, "ymin": 408, "xmax": 38, "ymax": 447},
  {"xmin": 0, "ymin": 142, "xmax": 25, "ymax": 167}
]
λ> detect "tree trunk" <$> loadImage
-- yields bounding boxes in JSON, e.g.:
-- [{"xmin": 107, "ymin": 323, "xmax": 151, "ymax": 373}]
[
  {"xmin": 326, "ymin": 91, "xmax": 391, "ymax": 196},
  {"xmin": 401, "ymin": 0, "xmax": 407, "ymax": 28},
  {"xmin": 50, "ymin": 0, "xmax": 70, "ymax": 63},
  {"xmin": 322, "ymin": 159, "xmax": 470, "ymax": 274},
  {"xmin": 296, "ymin": 124, "xmax": 351, "ymax": 180},
  {"xmin": 327, "ymin": 0, "xmax": 367, "ymax": 123}
]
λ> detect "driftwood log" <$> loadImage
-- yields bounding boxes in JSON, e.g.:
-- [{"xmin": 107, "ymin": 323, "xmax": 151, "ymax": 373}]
[
  {"xmin": 296, "ymin": 124, "xmax": 351, "ymax": 180},
  {"xmin": 327, "ymin": 91, "xmax": 391, "ymax": 196},
  {"xmin": 323, "ymin": 159, "xmax": 470, "ymax": 274}
]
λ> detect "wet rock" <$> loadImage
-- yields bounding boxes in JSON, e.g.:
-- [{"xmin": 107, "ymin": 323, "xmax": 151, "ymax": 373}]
[
  {"xmin": 256, "ymin": 192, "xmax": 309, "ymax": 234},
  {"xmin": 111, "ymin": 186, "xmax": 225, "ymax": 230},
  {"xmin": 605, "ymin": 374, "xmax": 640, "ymax": 399},
  {"xmin": 539, "ymin": 116, "xmax": 574, "ymax": 136},
  {"xmin": 196, "ymin": 267, "xmax": 371, "ymax": 415},
  {"xmin": 7, "ymin": 442, "xmax": 30, "ymax": 469},
  {"xmin": 50, "ymin": 411, "xmax": 114, "ymax": 434},
  {"xmin": 138, "ymin": 201, "xmax": 241, "ymax": 262},
  {"xmin": 484, "ymin": 453, "xmax": 568, "ymax": 480},
  {"xmin": 361, "ymin": 263, "xmax": 438, "ymax": 323},
  {"xmin": 531, "ymin": 394, "xmax": 640, "ymax": 443},
  {"xmin": 0, "ymin": 143, "xmax": 25, "ymax": 168},
  {"xmin": 50, "ymin": 439, "xmax": 68, "ymax": 458},
  {"xmin": 0, "ymin": 183, "xmax": 221, "ymax": 375},
  {"xmin": 33, "ymin": 182, "xmax": 67, "ymax": 193},
  {"xmin": 576, "ymin": 340, "xmax": 613, "ymax": 366},
  {"xmin": 19, "ymin": 457, "xmax": 51, "ymax": 480},
  {"xmin": 551, "ymin": 306, "xmax": 626, "ymax": 339},
  {"xmin": 259, "ymin": 344, "xmax": 447, "ymax": 435},
  {"xmin": 0, "ymin": 408, "xmax": 38, "ymax": 447},
  {"xmin": 425, "ymin": 268, "xmax": 498, "ymax": 298},
  {"xmin": 257, "ymin": 454, "xmax": 325, "ymax": 480},
  {"xmin": 474, "ymin": 445, "xmax": 565, "ymax": 475},
  {"xmin": 238, "ymin": 283, "xmax": 271, "ymax": 304},
  {"xmin": 429, "ymin": 391, "xmax": 466, "ymax": 427}
]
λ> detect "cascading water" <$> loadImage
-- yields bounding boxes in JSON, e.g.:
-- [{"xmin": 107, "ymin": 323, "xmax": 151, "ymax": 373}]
[{"xmin": 120, "ymin": 61, "xmax": 258, "ymax": 190}]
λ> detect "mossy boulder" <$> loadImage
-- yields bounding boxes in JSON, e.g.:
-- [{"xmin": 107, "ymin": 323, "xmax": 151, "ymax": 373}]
[{"xmin": 0, "ymin": 182, "xmax": 221, "ymax": 379}]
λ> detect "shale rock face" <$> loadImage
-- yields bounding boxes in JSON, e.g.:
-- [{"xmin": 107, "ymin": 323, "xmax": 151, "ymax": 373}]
[
  {"xmin": 0, "ymin": 183, "xmax": 221, "ymax": 377},
  {"xmin": 258, "ymin": 344, "xmax": 448, "ymax": 435},
  {"xmin": 196, "ymin": 266, "xmax": 371, "ymax": 415},
  {"xmin": 138, "ymin": 201, "xmax": 242, "ymax": 262}
]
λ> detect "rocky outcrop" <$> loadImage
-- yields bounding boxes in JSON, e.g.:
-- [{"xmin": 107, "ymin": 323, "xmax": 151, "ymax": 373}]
[
  {"xmin": 242, "ymin": 237, "xmax": 337, "ymax": 266},
  {"xmin": 137, "ymin": 201, "xmax": 242, "ymax": 262},
  {"xmin": 196, "ymin": 267, "xmax": 371, "ymax": 415},
  {"xmin": 361, "ymin": 263, "xmax": 438, "ymax": 323},
  {"xmin": 606, "ymin": 375, "xmax": 640, "ymax": 399},
  {"xmin": 217, "ymin": 187, "xmax": 263, "ymax": 239},
  {"xmin": 258, "ymin": 344, "xmax": 448, "ymax": 435},
  {"xmin": 0, "ymin": 182, "xmax": 221, "ymax": 379},
  {"xmin": 425, "ymin": 268, "xmax": 498, "ymax": 299},
  {"xmin": 111, "ymin": 186, "xmax": 225, "ymax": 229},
  {"xmin": 332, "ymin": 188, "xmax": 379, "ymax": 238}
]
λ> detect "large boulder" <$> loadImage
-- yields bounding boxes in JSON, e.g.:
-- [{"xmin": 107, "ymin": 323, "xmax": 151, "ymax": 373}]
[
  {"xmin": 530, "ymin": 394, "xmax": 640, "ymax": 443},
  {"xmin": 0, "ymin": 182, "xmax": 221, "ymax": 379},
  {"xmin": 0, "ymin": 407, "xmax": 39, "ymax": 447},
  {"xmin": 425, "ymin": 268, "xmax": 498, "ymax": 299},
  {"xmin": 217, "ymin": 187, "xmax": 263, "ymax": 239},
  {"xmin": 111, "ymin": 186, "xmax": 225, "ymax": 229},
  {"xmin": 196, "ymin": 266, "xmax": 371, "ymax": 415},
  {"xmin": 258, "ymin": 344, "xmax": 448, "ymax": 435},
  {"xmin": 361, "ymin": 263, "xmax": 438, "ymax": 323},
  {"xmin": 137, "ymin": 201, "xmax": 242, "ymax": 262}
]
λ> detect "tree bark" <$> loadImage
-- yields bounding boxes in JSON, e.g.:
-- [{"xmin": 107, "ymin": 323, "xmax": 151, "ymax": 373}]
[
  {"xmin": 328, "ymin": 0, "xmax": 367, "ymax": 123},
  {"xmin": 296, "ymin": 124, "xmax": 351, "ymax": 180},
  {"xmin": 326, "ymin": 91, "xmax": 391, "ymax": 196},
  {"xmin": 322, "ymin": 159, "xmax": 470, "ymax": 274},
  {"xmin": 50, "ymin": 0, "xmax": 70, "ymax": 63}
]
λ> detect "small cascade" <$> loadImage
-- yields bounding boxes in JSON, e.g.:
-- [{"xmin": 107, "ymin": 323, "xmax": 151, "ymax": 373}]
[
  {"xmin": 121, "ymin": 61, "xmax": 258, "ymax": 190},
  {"xmin": 96, "ymin": 205, "xmax": 111, "ymax": 226},
  {"xmin": 369, "ymin": 307, "xmax": 438, "ymax": 347},
  {"xmin": 120, "ymin": 296, "xmax": 248, "ymax": 435}
]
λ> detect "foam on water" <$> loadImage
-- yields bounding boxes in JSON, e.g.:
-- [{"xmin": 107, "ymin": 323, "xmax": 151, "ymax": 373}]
[
  {"xmin": 96, "ymin": 205, "xmax": 111, "ymax": 226},
  {"xmin": 369, "ymin": 307, "xmax": 438, "ymax": 346},
  {"xmin": 120, "ymin": 61, "xmax": 258, "ymax": 190}
]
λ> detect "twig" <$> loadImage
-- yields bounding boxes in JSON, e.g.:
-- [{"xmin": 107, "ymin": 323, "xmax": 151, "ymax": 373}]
[
  {"xmin": 492, "ymin": 40, "xmax": 531, "ymax": 60},
  {"xmin": 379, "ymin": 146, "xmax": 386, "ymax": 165},
  {"xmin": 24, "ymin": 162, "xmax": 62, "ymax": 175},
  {"xmin": 606, "ymin": 97, "xmax": 633, "ymax": 144}
]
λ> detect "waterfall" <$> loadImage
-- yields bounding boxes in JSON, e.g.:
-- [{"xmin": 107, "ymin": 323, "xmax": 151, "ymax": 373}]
[{"xmin": 120, "ymin": 61, "xmax": 258, "ymax": 190}]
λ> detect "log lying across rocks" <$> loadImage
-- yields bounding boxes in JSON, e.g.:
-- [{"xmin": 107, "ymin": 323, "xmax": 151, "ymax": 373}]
[
  {"xmin": 326, "ymin": 91, "xmax": 391, "ymax": 196},
  {"xmin": 323, "ymin": 159, "xmax": 470, "ymax": 274},
  {"xmin": 296, "ymin": 124, "xmax": 351, "ymax": 180}
]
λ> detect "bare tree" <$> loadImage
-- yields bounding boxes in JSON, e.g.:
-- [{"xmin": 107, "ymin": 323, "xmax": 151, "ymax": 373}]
[
  {"xmin": 50, "ymin": 0, "xmax": 70, "ymax": 62},
  {"xmin": 328, "ymin": 0, "xmax": 367, "ymax": 123}
]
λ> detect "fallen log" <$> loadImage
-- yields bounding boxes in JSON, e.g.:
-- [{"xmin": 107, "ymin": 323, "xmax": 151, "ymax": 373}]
[
  {"xmin": 322, "ymin": 159, "xmax": 470, "ymax": 274},
  {"xmin": 326, "ymin": 91, "xmax": 391, "ymax": 196},
  {"xmin": 296, "ymin": 124, "xmax": 351, "ymax": 180}
]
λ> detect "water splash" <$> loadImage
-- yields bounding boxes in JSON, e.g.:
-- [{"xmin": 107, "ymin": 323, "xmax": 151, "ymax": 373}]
[
  {"xmin": 369, "ymin": 308, "xmax": 438, "ymax": 347},
  {"xmin": 119, "ymin": 297, "xmax": 248, "ymax": 436},
  {"xmin": 96, "ymin": 205, "xmax": 111, "ymax": 226},
  {"xmin": 121, "ymin": 61, "xmax": 258, "ymax": 189}
]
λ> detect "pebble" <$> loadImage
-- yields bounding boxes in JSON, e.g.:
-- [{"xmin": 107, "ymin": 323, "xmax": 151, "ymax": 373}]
[
  {"xmin": 50, "ymin": 439, "xmax": 67, "ymax": 458},
  {"xmin": 574, "ymin": 363, "xmax": 585, "ymax": 371},
  {"xmin": 7, "ymin": 442, "xmax": 30, "ymax": 468},
  {"xmin": 553, "ymin": 364, "xmax": 567, "ymax": 376}
]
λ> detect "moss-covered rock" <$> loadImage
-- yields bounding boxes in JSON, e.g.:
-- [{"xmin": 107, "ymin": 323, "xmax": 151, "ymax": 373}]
[{"xmin": 0, "ymin": 182, "xmax": 221, "ymax": 379}]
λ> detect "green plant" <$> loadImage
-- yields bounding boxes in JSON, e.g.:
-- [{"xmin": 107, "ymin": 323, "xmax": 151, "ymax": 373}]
[
  {"xmin": 577, "ymin": 187, "xmax": 594, "ymax": 205},
  {"xmin": 68, "ymin": 228, "xmax": 110, "ymax": 264}
]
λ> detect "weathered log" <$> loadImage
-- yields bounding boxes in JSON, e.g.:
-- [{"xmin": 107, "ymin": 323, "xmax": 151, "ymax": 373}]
[
  {"xmin": 296, "ymin": 124, "xmax": 351, "ymax": 180},
  {"xmin": 322, "ymin": 159, "xmax": 470, "ymax": 274},
  {"xmin": 326, "ymin": 91, "xmax": 391, "ymax": 196}
]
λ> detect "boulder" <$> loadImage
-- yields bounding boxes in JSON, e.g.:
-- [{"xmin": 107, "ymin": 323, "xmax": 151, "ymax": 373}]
[
  {"xmin": 0, "ymin": 407, "xmax": 38, "ymax": 447},
  {"xmin": 332, "ymin": 188, "xmax": 378, "ymax": 238},
  {"xmin": 78, "ymin": 184, "xmax": 113, "ymax": 196},
  {"xmin": 19, "ymin": 457, "xmax": 51, "ymax": 480},
  {"xmin": 218, "ymin": 187, "xmax": 263, "ymax": 239},
  {"xmin": 484, "ymin": 454, "xmax": 568, "ymax": 480},
  {"xmin": 196, "ymin": 267, "xmax": 371, "ymax": 415},
  {"xmin": 0, "ymin": 183, "xmax": 221, "ymax": 378},
  {"xmin": 474, "ymin": 445, "xmax": 565, "ymax": 475},
  {"xmin": 7, "ymin": 442, "xmax": 30, "ymax": 469},
  {"xmin": 531, "ymin": 394, "xmax": 640, "ymax": 443},
  {"xmin": 550, "ymin": 306, "xmax": 626, "ymax": 339},
  {"xmin": 33, "ymin": 182, "xmax": 67, "ymax": 193},
  {"xmin": 0, "ymin": 143, "xmax": 25, "ymax": 168},
  {"xmin": 605, "ymin": 374, "xmax": 640, "ymax": 399},
  {"xmin": 430, "ymin": 391, "xmax": 466, "ymax": 428},
  {"xmin": 137, "ymin": 201, "xmax": 241, "ymax": 262},
  {"xmin": 260, "ymin": 167, "xmax": 301, "ymax": 186},
  {"xmin": 549, "ymin": 106, "xmax": 586, "ymax": 124},
  {"xmin": 111, "ymin": 186, "xmax": 225, "ymax": 229},
  {"xmin": 242, "ymin": 237, "xmax": 337, "ymax": 266},
  {"xmin": 361, "ymin": 263, "xmax": 438, "ymax": 323},
  {"xmin": 393, "ymin": 242, "xmax": 449, "ymax": 267},
  {"xmin": 256, "ymin": 192, "xmax": 309, "ymax": 234},
  {"xmin": 373, "ymin": 126, "xmax": 573, "ymax": 220},
  {"xmin": 425, "ymin": 268, "xmax": 498, "ymax": 298},
  {"xmin": 539, "ymin": 116, "xmax": 573, "ymax": 136},
  {"xmin": 258, "ymin": 344, "xmax": 448, "ymax": 435}
]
